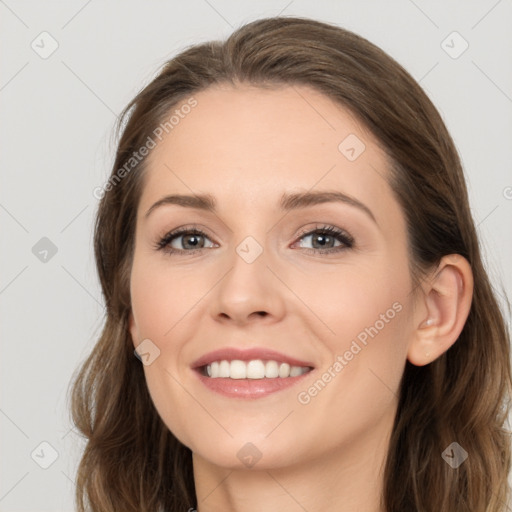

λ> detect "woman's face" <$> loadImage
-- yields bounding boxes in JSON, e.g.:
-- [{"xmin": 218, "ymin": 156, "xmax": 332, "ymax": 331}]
[{"xmin": 129, "ymin": 83, "xmax": 420, "ymax": 470}]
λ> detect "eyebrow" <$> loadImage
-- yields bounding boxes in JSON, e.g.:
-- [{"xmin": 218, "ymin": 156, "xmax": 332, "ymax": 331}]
[{"xmin": 144, "ymin": 190, "xmax": 377, "ymax": 224}]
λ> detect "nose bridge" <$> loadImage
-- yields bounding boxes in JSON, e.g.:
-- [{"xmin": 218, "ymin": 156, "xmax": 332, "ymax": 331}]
[
  {"xmin": 227, "ymin": 230, "xmax": 271, "ymax": 295},
  {"xmin": 209, "ymin": 225, "xmax": 286, "ymax": 323},
  {"xmin": 235, "ymin": 233, "xmax": 266, "ymax": 266},
  {"xmin": 227, "ymin": 204, "xmax": 282, "ymax": 278},
  {"xmin": 221, "ymin": 196, "xmax": 274, "ymax": 267}
]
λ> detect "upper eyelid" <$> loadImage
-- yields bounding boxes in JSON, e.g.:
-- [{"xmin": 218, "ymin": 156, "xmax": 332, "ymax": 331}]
[{"xmin": 162, "ymin": 224, "xmax": 350, "ymax": 239}]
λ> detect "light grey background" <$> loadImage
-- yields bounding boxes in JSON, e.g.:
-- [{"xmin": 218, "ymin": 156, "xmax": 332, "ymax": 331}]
[{"xmin": 1, "ymin": 1, "xmax": 511, "ymax": 510}]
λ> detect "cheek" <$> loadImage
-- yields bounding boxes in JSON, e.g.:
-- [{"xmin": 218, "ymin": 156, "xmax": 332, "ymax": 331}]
[
  {"xmin": 130, "ymin": 259, "xmax": 198, "ymax": 447},
  {"xmin": 299, "ymin": 288, "xmax": 410, "ymax": 449},
  {"xmin": 130, "ymin": 258, "xmax": 187, "ymax": 340},
  {"xmin": 319, "ymin": 260, "xmax": 411, "ymax": 378}
]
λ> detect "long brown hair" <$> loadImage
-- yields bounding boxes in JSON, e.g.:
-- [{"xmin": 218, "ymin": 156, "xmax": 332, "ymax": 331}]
[{"xmin": 69, "ymin": 16, "xmax": 512, "ymax": 511}]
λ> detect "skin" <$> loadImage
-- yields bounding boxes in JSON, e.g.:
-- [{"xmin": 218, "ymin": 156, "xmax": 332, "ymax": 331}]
[{"xmin": 128, "ymin": 83, "xmax": 473, "ymax": 512}]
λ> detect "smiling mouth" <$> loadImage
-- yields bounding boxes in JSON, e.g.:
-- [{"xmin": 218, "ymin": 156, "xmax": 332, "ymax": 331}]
[{"xmin": 199, "ymin": 359, "xmax": 313, "ymax": 379}]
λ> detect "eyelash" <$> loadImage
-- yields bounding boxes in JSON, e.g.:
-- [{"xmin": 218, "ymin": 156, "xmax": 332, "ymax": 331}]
[{"xmin": 154, "ymin": 223, "xmax": 355, "ymax": 256}]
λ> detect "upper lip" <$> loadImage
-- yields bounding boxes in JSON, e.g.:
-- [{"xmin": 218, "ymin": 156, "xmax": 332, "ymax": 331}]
[{"xmin": 191, "ymin": 347, "xmax": 315, "ymax": 369}]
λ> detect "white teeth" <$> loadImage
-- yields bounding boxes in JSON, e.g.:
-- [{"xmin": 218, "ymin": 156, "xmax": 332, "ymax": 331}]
[
  {"xmin": 204, "ymin": 359, "xmax": 310, "ymax": 379},
  {"xmin": 289, "ymin": 365, "xmax": 304, "ymax": 377},
  {"xmin": 230, "ymin": 360, "xmax": 246, "ymax": 379},
  {"xmin": 246, "ymin": 360, "xmax": 265, "ymax": 379},
  {"xmin": 265, "ymin": 360, "xmax": 279, "ymax": 378},
  {"xmin": 219, "ymin": 360, "xmax": 230, "ymax": 378},
  {"xmin": 278, "ymin": 362, "xmax": 290, "ymax": 378}
]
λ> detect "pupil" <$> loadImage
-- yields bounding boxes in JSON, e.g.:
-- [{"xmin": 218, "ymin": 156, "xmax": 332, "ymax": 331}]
[
  {"xmin": 314, "ymin": 234, "xmax": 332, "ymax": 248},
  {"xmin": 184, "ymin": 235, "xmax": 201, "ymax": 249}
]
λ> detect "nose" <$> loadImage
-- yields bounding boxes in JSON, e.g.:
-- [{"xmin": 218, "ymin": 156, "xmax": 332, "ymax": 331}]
[{"xmin": 208, "ymin": 239, "xmax": 286, "ymax": 326}]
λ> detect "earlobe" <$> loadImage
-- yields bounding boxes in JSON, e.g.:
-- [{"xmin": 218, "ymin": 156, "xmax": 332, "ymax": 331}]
[{"xmin": 407, "ymin": 255, "xmax": 473, "ymax": 366}]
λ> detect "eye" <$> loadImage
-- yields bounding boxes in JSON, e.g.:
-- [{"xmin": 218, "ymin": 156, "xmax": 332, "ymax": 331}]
[
  {"xmin": 154, "ymin": 223, "xmax": 354, "ymax": 256},
  {"xmin": 154, "ymin": 225, "xmax": 215, "ymax": 255},
  {"xmin": 293, "ymin": 224, "xmax": 354, "ymax": 254}
]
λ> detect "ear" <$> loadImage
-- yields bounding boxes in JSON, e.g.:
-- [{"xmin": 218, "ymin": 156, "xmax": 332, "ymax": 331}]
[
  {"xmin": 128, "ymin": 310, "xmax": 138, "ymax": 349},
  {"xmin": 407, "ymin": 254, "xmax": 473, "ymax": 366}
]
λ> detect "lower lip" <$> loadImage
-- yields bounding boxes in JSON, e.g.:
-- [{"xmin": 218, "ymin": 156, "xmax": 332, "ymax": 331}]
[{"xmin": 193, "ymin": 369, "xmax": 313, "ymax": 399}]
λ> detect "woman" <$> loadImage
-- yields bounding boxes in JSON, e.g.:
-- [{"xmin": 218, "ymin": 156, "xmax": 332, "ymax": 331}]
[{"xmin": 70, "ymin": 16, "xmax": 511, "ymax": 512}]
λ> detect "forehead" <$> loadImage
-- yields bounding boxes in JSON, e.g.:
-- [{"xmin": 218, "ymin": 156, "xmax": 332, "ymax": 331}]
[{"xmin": 139, "ymin": 83, "xmax": 395, "ymax": 218}]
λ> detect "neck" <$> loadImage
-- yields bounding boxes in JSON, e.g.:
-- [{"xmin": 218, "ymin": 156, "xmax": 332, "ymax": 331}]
[{"xmin": 191, "ymin": 413, "xmax": 392, "ymax": 512}]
